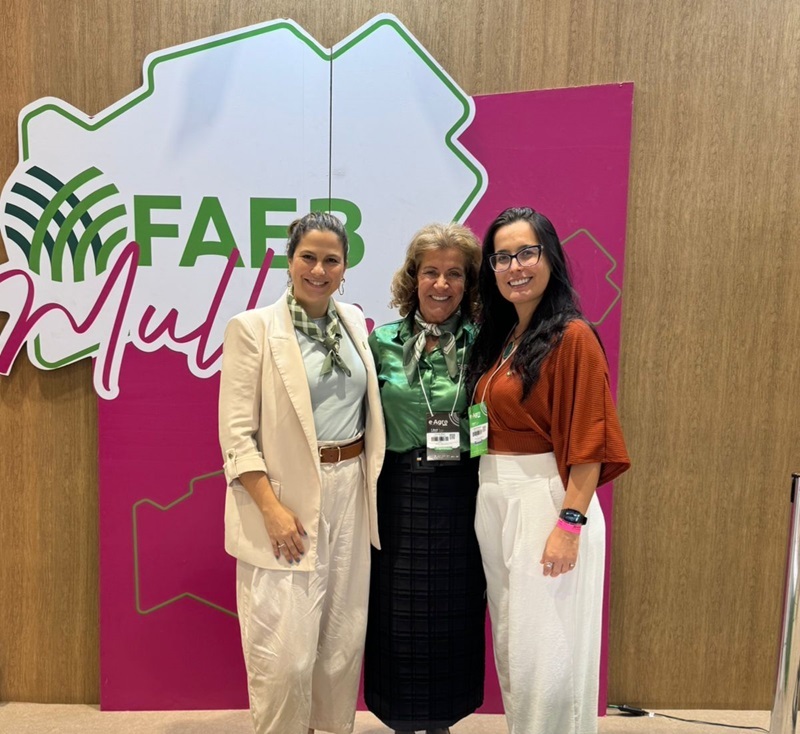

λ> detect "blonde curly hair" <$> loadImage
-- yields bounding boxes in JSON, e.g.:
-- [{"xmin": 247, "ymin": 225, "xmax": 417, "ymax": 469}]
[{"xmin": 389, "ymin": 222, "xmax": 481, "ymax": 319}]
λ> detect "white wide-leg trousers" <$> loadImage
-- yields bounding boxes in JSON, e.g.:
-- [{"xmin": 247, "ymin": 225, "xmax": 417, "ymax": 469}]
[
  {"xmin": 476, "ymin": 452, "xmax": 605, "ymax": 734},
  {"xmin": 236, "ymin": 455, "xmax": 370, "ymax": 734}
]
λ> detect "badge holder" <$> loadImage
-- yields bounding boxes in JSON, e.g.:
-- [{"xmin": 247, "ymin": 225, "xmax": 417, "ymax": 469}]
[
  {"xmin": 419, "ymin": 363, "xmax": 464, "ymax": 462},
  {"xmin": 468, "ymin": 403, "xmax": 489, "ymax": 458}
]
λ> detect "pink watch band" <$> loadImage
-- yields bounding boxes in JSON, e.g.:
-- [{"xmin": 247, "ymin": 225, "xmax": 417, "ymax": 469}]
[{"xmin": 557, "ymin": 518, "xmax": 582, "ymax": 535}]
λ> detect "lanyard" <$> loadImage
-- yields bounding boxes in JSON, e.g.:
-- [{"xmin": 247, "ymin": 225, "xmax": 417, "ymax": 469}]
[
  {"xmin": 418, "ymin": 362, "xmax": 465, "ymax": 418},
  {"xmin": 416, "ymin": 331, "xmax": 465, "ymax": 418},
  {"xmin": 473, "ymin": 324, "xmax": 517, "ymax": 406}
]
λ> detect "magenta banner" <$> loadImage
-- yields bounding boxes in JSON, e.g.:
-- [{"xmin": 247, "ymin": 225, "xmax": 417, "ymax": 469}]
[
  {"xmin": 97, "ymin": 82, "xmax": 632, "ymax": 711},
  {"xmin": 463, "ymin": 84, "xmax": 634, "ymax": 713}
]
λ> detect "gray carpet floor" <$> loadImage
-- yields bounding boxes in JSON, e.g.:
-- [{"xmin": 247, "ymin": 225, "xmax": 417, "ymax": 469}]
[{"xmin": 0, "ymin": 704, "xmax": 771, "ymax": 734}]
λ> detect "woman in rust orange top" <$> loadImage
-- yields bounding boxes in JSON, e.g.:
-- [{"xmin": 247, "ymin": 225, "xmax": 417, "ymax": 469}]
[{"xmin": 468, "ymin": 207, "xmax": 630, "ymax": 734}]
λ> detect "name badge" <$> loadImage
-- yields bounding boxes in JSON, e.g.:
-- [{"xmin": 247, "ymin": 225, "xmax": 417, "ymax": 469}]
[
  {"xmin": 468, "ymin": 403, "xmax": 489, "ymax": 458},
  {"xmin": 426, "ymin": 412, "xmax": 460, "ymax": 461}
]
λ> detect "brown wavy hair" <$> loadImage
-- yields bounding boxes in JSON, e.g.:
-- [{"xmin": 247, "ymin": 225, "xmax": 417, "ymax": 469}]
[{"xmin": 389, "ymin": 222, "xmax": 481, "ymax": 319}]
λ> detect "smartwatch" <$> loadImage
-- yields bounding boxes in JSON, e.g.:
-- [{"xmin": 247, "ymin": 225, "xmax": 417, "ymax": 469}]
[{"xmin": 559, "ymin": 508, "xmax": 588, "ymax": 526}]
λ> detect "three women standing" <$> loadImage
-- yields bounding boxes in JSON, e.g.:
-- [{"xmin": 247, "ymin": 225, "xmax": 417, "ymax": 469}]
[
  {"xmin": 219, "ymin": 206, "xmax": 630, "ymax": 734},
  {"xmin": 219, "ymin": 212, "xmax": 385, "ymax": 734},
  {"xmin": 364, "ymin": 223, "xmax": 486, "ymax": 734},
  {"xmin": 469, "ymin": 207, "xmax": 630, "ymax": 734}
]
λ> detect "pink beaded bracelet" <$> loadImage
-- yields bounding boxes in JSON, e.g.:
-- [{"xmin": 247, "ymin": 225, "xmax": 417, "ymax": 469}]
[{"xmin": 557, "ymin": 518, "xmax": 582, "ymax": 535}]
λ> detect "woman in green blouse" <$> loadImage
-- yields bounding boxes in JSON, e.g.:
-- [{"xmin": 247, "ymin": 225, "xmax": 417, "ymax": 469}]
[{"xmin": 363, "ymin": 223, "xmax": 485, "ymax": 734}]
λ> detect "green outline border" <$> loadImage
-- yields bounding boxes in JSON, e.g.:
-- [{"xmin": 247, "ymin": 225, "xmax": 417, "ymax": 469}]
[
  {"xmin": 331, "ymin": 17, "xmax": 484, "ymax": 221},
  {"xmin": 563, "ymin": 228, "xmax": 622, "ymax": 327},
  {"xmin": 19, "ymin": 15, "xmax": 484, "ymax": 371},
  {"xmin": 131, "ymin": 469, "xmax": 237, "ymax": 618},
  {"xmin": 33, "ymin": 335, "xmax": 98, "ymax": 368},
  {"xmin": 20, "ymin": 21, "xmax": 326, "ymax": 160}
]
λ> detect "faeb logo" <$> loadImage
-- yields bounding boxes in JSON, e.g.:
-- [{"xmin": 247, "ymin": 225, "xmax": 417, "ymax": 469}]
[
  {"xmin": 4, "ymin": 164, "xmax": 128, "ymax": 282},
  {"xmin": 131, "ymin": 196, "xmax": 364, "ymax": 270},
  {"xmin": 0, "ymin": 15, "xmax": 486, "ymax": 399}
]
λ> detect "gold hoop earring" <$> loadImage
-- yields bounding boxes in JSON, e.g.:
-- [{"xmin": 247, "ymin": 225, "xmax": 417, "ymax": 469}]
[{"xmin": 338, "ymin": 278, "xmax": 346, "ymax": 296}]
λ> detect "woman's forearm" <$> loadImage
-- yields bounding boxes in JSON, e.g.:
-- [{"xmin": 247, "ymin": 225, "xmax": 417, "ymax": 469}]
[
  {"xmin": 239, "ymin": 470, "xmax": 280, "ymax": 512},
  {"xmin": 561, "ymin": 462, "xmax": 601, "ymax": 515}
]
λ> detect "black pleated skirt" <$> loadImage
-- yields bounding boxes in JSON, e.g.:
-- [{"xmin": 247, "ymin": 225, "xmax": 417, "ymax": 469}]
[{"xmin": 364, "ymin": 451, "xmax": 486, "ymax": 730}]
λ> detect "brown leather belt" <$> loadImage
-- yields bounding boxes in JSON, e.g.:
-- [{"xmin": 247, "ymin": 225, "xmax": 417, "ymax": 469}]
[{"xmin": 318, "ymin": 437, "xmax": 364, "ymax": 464}]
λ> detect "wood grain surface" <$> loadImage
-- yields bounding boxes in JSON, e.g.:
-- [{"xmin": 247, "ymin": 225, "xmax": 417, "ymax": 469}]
[{"xmin": 1, "ymin": 0, "xmax": 798, "ymax": 708}]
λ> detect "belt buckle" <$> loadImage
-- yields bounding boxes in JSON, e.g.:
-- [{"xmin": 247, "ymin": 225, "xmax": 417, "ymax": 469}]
[
  {"xmin": 319, "ymin": 445, "xmax": 343, "ymax": 463},
  {"xmin": 411, "ymin": 449, "xmax": 436, "ymax": 473}
]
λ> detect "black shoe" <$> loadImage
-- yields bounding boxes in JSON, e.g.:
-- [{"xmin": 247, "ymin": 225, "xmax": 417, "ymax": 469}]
[{"xmin": 426, "ymin": 730, "xmax": 450, "ymax": 734}]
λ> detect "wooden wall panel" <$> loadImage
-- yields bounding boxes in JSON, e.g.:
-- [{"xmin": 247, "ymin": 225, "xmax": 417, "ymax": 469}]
[
  {"xmin": 0, "ymin": 357, "xmax": 98, "ymax": 703},
  {"xmin": 1, "ymin": 0, "xmax": 798, "ymax": 709}
]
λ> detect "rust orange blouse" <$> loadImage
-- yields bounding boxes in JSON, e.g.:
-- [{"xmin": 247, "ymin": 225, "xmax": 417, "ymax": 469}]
[{"xmin": 474, "ymin": 319, "xmax": 630, "ymax": 488}]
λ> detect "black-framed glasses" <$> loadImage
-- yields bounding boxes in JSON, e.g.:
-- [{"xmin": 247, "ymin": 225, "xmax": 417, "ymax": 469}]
[{"xmin": 488, "ymin": 245, "xmax": 543, "ymax": 272}]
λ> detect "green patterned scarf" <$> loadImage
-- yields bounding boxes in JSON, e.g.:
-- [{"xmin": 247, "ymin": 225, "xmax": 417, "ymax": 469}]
[
  {"xmin": 402, "ymin": 310, "xmax": 461, "ymax": 384},
  {"xmin": 286, "ymin": 290, "xmax": 351, "ymax": 377}
]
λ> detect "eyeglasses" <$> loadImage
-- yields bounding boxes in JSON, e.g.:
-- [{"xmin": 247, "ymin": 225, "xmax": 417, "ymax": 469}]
[{"xmin": 488, "ymin": 245, "xmax": 543, "ymax": 273}]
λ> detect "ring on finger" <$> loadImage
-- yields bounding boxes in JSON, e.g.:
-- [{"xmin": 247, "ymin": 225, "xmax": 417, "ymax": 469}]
[
  {"xmin": 277, "ymin": 542, "xmax": 286, "ymax": 548},
  {"xmin": 545, "ymin": 562, "xmax": 554, "ymax": 568},
  {"xmin": 569, "ymin": 562, "xmax": 575, "ymax": 568}
]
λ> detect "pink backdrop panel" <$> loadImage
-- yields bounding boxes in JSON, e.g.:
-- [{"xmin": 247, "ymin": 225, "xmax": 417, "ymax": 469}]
[
  {"xmin": 462, "ymin": 82, "xmax": 634, "ymax": 714},
  {"xmin": 98, "ymin": 346, "xmax": 247, "ymax": 710},
  {"xmin": 98, "ymin": 82, "xmax": 632, "ymax": 712}
]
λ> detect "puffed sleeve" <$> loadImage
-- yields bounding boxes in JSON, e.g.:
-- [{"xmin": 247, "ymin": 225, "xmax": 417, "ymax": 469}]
[
  {"xmin": 368, "ymin": 328, "xmax": 382, "ymax": 375},
  {"xmin": 218, "ymin": 313, "xmax": 268, "ymax": 487},
  {"xmin": 550, "ymin": 320, "xmax": 630, "ymax": 486}
]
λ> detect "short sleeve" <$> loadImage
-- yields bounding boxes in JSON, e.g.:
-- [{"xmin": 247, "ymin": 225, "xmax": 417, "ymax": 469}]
[{"xmin": 550, "ymin": 321, "xmax": 630, "ymax": 486}]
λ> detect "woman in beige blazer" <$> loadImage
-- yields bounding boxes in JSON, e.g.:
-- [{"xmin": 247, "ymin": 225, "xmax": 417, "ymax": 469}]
[{"xmin": 219, "ymin": 212, "xmax": 385, "ymax": 734}]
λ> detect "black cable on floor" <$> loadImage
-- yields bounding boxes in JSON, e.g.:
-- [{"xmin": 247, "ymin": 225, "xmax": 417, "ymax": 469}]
[{"xmin": 608, "ymin": 704, "xmax": 768, "ymax": 732}]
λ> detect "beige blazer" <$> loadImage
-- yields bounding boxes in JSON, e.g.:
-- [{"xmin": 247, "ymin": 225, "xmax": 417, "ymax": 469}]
[{"xmin": 218, "ymin": 293, "xmax": 384, "ymax": 571}]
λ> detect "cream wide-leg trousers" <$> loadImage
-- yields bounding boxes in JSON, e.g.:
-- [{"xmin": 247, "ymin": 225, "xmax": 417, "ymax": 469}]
[
  {"xmin": 476, "ymin": 453, "xmax": 605, "ymax": 734},
  {"xmin": 236, "ymin": 454, "xmax": 370, "ymax": 734}
]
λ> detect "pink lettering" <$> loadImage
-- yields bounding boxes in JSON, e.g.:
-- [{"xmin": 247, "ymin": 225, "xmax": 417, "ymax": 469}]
[
  {"xmin": 138, "ymin": 248, "xmax": 274, "ymax": 370},
  {"xmin": 0, "ymin": 242, "xmax": 139, "ymax": 394}
]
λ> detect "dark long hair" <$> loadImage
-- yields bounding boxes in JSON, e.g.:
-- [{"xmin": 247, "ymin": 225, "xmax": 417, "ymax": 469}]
[{"xmin": 468, "ymin": 207, "xmax": 584, "ymax": 400}]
